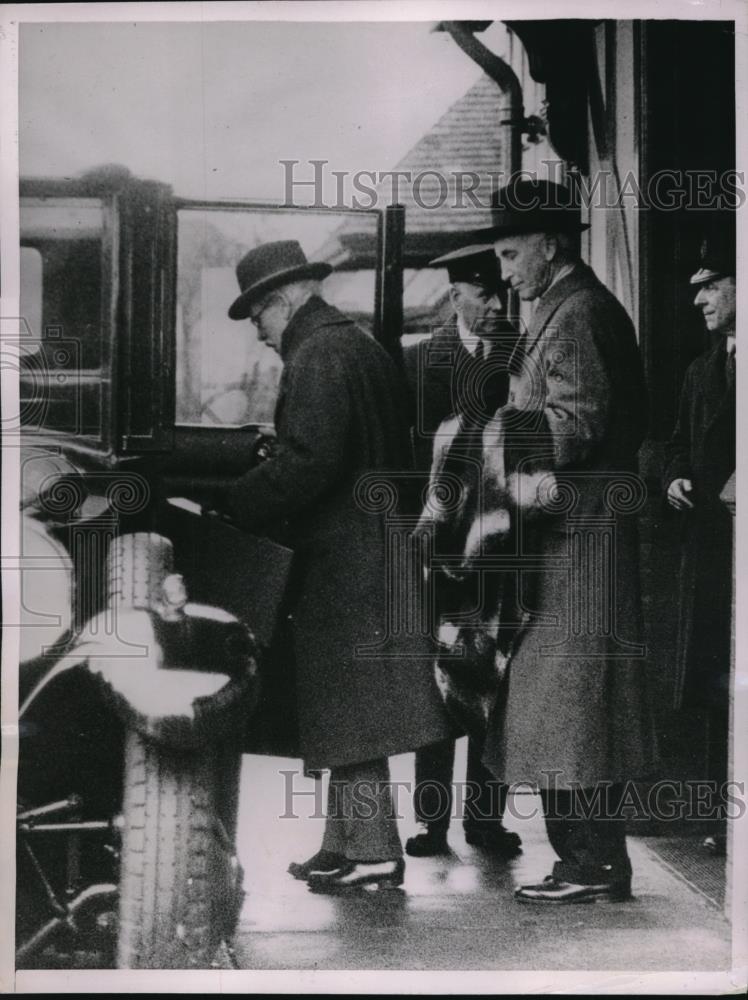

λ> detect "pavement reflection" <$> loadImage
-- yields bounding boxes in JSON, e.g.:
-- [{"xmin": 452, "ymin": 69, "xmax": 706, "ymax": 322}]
[{"xmin": 233, "ymin": 744, "xmax": 731, "ymax": 971}]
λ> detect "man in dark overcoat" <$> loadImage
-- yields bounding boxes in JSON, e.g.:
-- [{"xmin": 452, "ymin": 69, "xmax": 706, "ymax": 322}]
[
  {"xmin": 225, "ymin": 240, "xmax": 451, "ymax": 893},
  {"xmin": 402, "ymin": 245, "xmax": 522, "ymax": 859},
  {"xmin": 473, "ymin": 178, "xmax": 654, "ymax": 904},
  {"xmin": 663, "ymin": 225, "xmax": 736, "ymax": 856}
]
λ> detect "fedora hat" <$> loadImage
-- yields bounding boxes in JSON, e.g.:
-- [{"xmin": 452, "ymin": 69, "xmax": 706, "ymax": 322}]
[
  {"xmin": 228, "ymin": 240, "xmax": 333, "ymax": 320},
  {"xmin": 471, "ymin": 178, "xmax": 590, "ymax": 240}
]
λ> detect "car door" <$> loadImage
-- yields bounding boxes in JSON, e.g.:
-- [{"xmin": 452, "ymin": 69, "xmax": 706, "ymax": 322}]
[{"xmin": 158, "ymin": 198, "xmax": 404, "ymax": 507}]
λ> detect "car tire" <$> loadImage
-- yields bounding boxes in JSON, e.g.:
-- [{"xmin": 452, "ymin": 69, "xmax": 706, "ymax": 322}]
[
  {"xmin": 110, "ymin": 532, "xmax": 245, "ymax": 969},
  {"xmin": 116, "ymin": 728, "xmax": 244, "ymax": 969}
]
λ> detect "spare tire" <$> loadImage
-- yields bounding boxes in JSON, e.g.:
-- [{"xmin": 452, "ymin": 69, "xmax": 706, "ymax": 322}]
[{"xmin": 109, "ymin": 532, "xmax": 245, "ymax": 968}]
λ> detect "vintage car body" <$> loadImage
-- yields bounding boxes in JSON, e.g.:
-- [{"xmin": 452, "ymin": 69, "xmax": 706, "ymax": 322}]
[{"xmin": 15, "ymin": 166, "xmax": 403, "ymax": 967}]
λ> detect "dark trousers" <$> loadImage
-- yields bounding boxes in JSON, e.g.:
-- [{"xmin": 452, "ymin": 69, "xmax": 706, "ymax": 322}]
[
  {"xmin": 413, "ymin": 738, "xmax": 508, "ymax": 831},
  {"xmin": 320, "ymin": 758, "xmax": 403, "ymax": 862},
  {"xmin": 541, "ymin": 784, "xmax": 632, "ymax": 886}
]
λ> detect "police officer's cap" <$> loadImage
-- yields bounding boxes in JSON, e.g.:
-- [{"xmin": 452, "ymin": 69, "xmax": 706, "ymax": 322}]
[
  {"xmin": 690, "ymin": 215, "xmax": 736, "ymax": 286},
  {"xmin": 429, "ymin": 245, "xmax": 502, "ymax": 292}
]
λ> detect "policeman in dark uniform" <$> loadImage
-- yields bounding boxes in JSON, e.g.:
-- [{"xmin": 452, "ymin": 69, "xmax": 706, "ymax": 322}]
[
  {"xmin": 402, "ymin": 245, "xmax": 522, "ymax": 858},
  {"xmin": 664, "ymin": 223, "xmax": 736, "ymax": 857}
]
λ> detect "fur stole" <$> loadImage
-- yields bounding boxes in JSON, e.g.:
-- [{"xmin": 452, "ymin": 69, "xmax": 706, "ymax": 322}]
[{"xmin": 415, "ymin": 406, "xmax": 556, "ymax": 741}]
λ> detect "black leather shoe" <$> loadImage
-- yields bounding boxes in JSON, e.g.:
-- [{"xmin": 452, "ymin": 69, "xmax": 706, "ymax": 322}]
[
  {"xmin": 514, "ymin": 875, "xmax": 632, "ymax": 904},
  {"xmin": 307, "ymin": 858, "xmax": 405, "ymax": 894},
  {"xmin": 464, "ymin": 825, "xmax": 522, "ymax": 857},
  {"xmin": 287, "ymin": 849, "xmax": 346, "ymax": 881},
  {"xmin": 405, "ymin": 824, "xmax": 450, "ymax": 857}
]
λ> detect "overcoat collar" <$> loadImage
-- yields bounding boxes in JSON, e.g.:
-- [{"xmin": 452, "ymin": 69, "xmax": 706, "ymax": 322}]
[
  {"xmin": 510, "ymin": 262, "xmax": 599, "ymax": 364},
  {"xmin": 280, "ymin": 295, "xmax": 351, "ymax": 362},
  {"xmin": 531, "ymin": 263, "xmax": 598, "ymax": 343}
]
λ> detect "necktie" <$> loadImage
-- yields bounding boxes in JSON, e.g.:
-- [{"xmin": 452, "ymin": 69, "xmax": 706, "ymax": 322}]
[{"xmin": 474, "ymin": 339, "xmax": 485, "ymax": 365}]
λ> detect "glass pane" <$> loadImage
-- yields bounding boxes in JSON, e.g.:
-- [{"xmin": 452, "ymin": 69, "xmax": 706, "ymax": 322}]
[
  {"xmin": 19, "ymin": 247, "xmax": 43, "ymax": 355},
  {"xmin": 19, "ymin": 199, "xmax": 106, "ymax": 438},
  {"xmin": 403, "ymin": 266, "xmax": 449, "ymax": 338},
  {"xmin": 175, "ymin": 208, "xmax": 377, "ymax": 427}
]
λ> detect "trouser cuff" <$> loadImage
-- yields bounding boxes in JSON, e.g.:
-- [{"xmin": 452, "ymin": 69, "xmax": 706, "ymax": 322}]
[{"xmin": 551, "ymin": 860, "xmax": 630, "ymax": 886}]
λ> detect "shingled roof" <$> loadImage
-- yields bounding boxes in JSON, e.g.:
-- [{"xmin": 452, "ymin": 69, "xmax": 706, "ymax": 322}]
[
  {"xmin": 391, "ymin": 71, "xmax": 508, "ymax": 235},
  {"xmin": 321, "ymin": 73, "xmax": 508, "ymax": 267}
]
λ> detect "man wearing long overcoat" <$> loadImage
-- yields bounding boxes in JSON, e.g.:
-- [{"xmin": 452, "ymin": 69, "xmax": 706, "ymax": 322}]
[
  {"xmin": 225, "ymin": 240, "xmax": 450, "ymax": 893},
  {"xmin": 473, "ymin": 179, "xmax": 654, "ymax": 904},
  {"xmin": 663, "ymin": 226, "xmax": 736, "ymax": 855}
]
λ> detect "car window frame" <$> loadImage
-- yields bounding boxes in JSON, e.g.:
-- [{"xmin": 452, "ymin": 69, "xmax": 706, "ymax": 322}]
[
  {"xmin": 171, "ymin": 198, "xmax": 388, "ymax": 433},
  {"xmin": 19, "ymin": 193, "xmax": 117, "ymax": 452}
]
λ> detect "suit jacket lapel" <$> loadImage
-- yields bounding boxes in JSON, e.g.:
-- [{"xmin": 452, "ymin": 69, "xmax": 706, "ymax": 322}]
[
  {"xmin": 422, "ymin": 323, "xmax": 468, "ymax": 416},
  {"xmin": 281, "ymin": 295, "xmax": 349, "ymax": 361}
]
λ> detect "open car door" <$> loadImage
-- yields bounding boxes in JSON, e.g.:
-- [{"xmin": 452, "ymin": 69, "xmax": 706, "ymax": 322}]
[{"xmin": 158, "ymin": 197, "xmax": 404, "ymax": 507}]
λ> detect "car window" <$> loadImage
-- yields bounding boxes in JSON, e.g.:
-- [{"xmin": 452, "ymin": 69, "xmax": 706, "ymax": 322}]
[
  {"xmin": 19, "ymin": 199, "xmax": 107, "ymax": 439},
  {"xmin": 175, "ymin": 207, "xmax": 377, "ymax": 427}
]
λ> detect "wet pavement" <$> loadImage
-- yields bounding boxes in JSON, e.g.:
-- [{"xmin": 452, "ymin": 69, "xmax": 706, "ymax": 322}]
[{"xmin": 232, "ymin": 743, "xmax": 733, "ymax": 973}]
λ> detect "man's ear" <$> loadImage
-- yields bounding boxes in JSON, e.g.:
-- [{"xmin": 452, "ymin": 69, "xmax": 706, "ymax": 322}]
[
  {"xmin": 543, "ymin": 234, "xmax": 559, "ymax": 262},
  {"xmin": 448, "ymin": 284, "xmax": 461, "ymax": 311},
  {"xmin": 274, "ymin": 291, "xmax": 293, "ymax": 321}
]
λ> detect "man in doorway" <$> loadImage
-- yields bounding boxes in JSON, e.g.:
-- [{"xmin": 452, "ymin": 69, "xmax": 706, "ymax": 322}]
[
  {"xmin": 473, "ymin": 177, "xmax": 653, "ymax": 903},
  {"xmin": 403, "ymin": 245, "xmax": 522, "ymax": 859},
  {"xmin": 224, "ymin": 240, "xmax": 450, "ymax": 893},
  {"xmin": 664, "ymin": 223, "xmax": 736, "ymax": 857}
]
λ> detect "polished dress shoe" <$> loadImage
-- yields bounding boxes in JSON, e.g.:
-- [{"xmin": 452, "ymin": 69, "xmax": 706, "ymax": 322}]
[
  {"xmin": 287, "ymin": 849, "xmax": 346, "ymax": 881},
  {"xmin": 514, "ymin": 875, "xmax": 632, "ymax": 904},
  {"xmin": 307, "ymin": 858, "xmax": 405, "ymax": 894},
  {"xmin": 405, "ymin": 824, "xmax": 450, "ymax": 857},
  {"xmin": 464, "ymin": 824, "xmax": 522, "ymax": 857}
]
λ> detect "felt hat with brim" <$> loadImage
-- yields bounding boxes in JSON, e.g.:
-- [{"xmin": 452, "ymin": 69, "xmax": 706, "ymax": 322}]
[
  {"xmin": 228, "ymin": 240, "xmax": 333, "ymax": 320},
  {"xmin": 429, "ymin": 245, "xmax": 503, "ymax": 292},
  {"xmin": 690, "ymin": 223, "xmax": 736, "ymax": 285},
  {"xmin": 471, "ymin": 178, "xmax": 590, "ymax": 241}
]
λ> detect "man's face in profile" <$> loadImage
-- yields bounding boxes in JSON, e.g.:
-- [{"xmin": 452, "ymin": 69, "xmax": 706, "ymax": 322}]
[
  {"xmin": 493, "ymin": 232, "xmax": 552, "ymax": 301},
  {"xmin": 249, "ymin": 292, "xmax": 289, "ymax": 353},
  {"xmin": 693, "ymin": 275, "xmax": 736, "ymax": 335}
]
